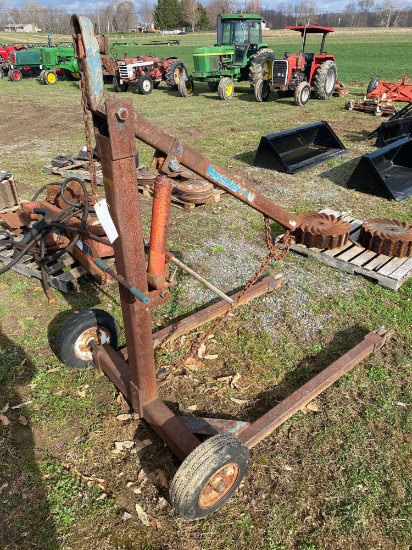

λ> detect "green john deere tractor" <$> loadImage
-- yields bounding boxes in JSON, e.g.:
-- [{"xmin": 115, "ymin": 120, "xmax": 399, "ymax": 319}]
[
  {"xmin": 39, "ymin": 46, "xmax": 79, "ymax": 84},
  {"xmin": 178, "ymin": 13, "xmax": 275, "ymax": 100}
]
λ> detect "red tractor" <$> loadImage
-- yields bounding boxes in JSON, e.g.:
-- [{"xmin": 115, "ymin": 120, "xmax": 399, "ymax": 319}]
[
  {"xmin": 254, "ymin": 25, "xmax": 347, "ymax": 105},
  {"xmin": 0, "ymin": 44, "xmax": 27, "ymax": 79},
  {"xmin": 113, "ymin": 56, "xmax": 187, "ymax": 94}
]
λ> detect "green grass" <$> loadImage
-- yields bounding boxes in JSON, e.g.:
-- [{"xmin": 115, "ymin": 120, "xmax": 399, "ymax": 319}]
[{"xmin": 0, "ymin": 25, "xmax": 411, "ymax": 550}]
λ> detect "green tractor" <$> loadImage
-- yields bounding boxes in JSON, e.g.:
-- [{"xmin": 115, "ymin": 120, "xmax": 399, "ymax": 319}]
[
  {"xmin": 178, "ymin": 13, "xmax": 274, "ymax": 100},
  {"xmin": 39, "ymin": 46, "xmax": 79, "ymax": 84}
]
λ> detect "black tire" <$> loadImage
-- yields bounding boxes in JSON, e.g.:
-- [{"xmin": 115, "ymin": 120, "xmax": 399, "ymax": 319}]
[
  {"xmin": 218, "ymin": 77, "xmax": 234, "ymax": 100},
  {"xmin": 313, "ymin": 60, "xmax": 337, "ymax": 99},
  {"xmin": 137, "ymin": 75, "xmax": 153, "ymax": 95},
  {"xmin": 178, "ymin": 76, "xmax": 193, "ymax": 97},
  {"xmin": 113, "ymin": 74, "xmax": 128, "ymax": 92},
  {"xmin": 249, "ymin": 48, "xmax": 275, "ymax": 88},
  {"xmin": 294, "ymin": 81, "xmax": 311, "ymax": 106},
  {"xmin": 254, "ymin": 78, "xmax": 270, "ymax": 102},
  {"xmin": 55, "ymin": 309, "xmax": 120, "ymax": 369},
  {"xmin": 169, "ymin": 434, "xmax": 249, "ymax": 520},
  {"xmin": 165, "ymin": 59, "xmax": 187, "ymax": 90},
  {"xmin": 367, "ymin": 77, "xmax": 379, "ymax": 95},
  {"xmin": 0, "ymin": 68, "xmax": 3, "ymax": 80}
]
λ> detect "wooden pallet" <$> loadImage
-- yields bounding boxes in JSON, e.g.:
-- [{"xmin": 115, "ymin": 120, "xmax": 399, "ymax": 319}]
[
  {"xmin": 138, "ymin": 184, "xmax": 225, "ymax": 211},
  {"xmin": 0, "ymin": 239, "xmax": 87, "ymax": 293},
  {"xmin": 288, "ymin": 209, "xmax": 412, "ymax": 290}
]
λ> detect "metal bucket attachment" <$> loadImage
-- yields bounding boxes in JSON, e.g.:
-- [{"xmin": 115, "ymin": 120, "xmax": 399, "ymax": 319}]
[
  {"xmin": 373, "ymin": 115, "xmax": 412, "ymax": 147},
  {"xmin": 253, "ymin": 121, "xmax": 347, "ymax": 174},
  {"xmin": 347, "ymin": 137, "xmax": 412, "ymax": 202}
]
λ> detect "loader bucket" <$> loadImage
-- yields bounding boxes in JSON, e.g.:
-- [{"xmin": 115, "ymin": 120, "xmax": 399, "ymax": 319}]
[
  {"xmin": 373, "ymin": 115, "xmax": 412, "ymax": 147},
  {"xmin": 347, "ymin": 137, "xmax": 412, "ymax": 202},
  {"xmin": 253, "ymin": 121, "xmax": 347, "ymax": 174}
]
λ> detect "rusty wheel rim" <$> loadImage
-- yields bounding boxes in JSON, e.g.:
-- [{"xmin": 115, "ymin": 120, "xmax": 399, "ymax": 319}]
[
  {"xmin": 74, "ymin": 326, "xmax": 111, "ymax": 361},
  {"xmin": 198, "ymin": 463, "xmax": 240, "ymax": 509}
]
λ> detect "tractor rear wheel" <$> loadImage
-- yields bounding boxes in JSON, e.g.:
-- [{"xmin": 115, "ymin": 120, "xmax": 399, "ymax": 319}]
[
  {"xmin": 137, "ymin": 75, "xmax": 153, "ymax": 95},
  {"xmin": 169, "ymin": 434, "xmax": 249, "ymax": 520},
  {"xmin": 218, "ymin": 77, "xmax": 234, "ymax": 100},
  {"xmin": 165, "ymin": 59, "xmax": 187, "ymax": 90},
  {"xmin": 367, "ymin": 77, "xmax": 379, "ymax": 95},
  {"xmin": 294, "ymin": 81, "xmax": 311, "ymax": 106},
  {"xmin": 249, "ymin": 48, "xmax": 275, "ymax": 89},
  {"xmin": 9, "ymin": 69, "xmax": 22, "ymax": 82},
  {"xmin": 254, "ymin": 78, "xmax": 270, "ymax": 102},
  {"xmin": 113, "ymin": 74, "xmax": 128, "ymax": 92},
  {"xmin": 178, "ymin": 76, "xmax": 193, "ymax": 97},
  {"xmin": 313, "ymin": 60, "xmax": 337, "ymax": 99}
]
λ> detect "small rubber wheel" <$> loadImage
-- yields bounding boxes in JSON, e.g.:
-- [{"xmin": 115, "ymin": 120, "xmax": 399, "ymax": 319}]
[
  {"xmin": 254, "ymin": 78, "xmax": 270, "ymax": 102},
  {"xmin": 169, "ymin": 433, "xmax": 249, "ymax": 520},
  {"xmin": 0, "ymin": 68, "xmax": 4, "ymax": 80},
  {"xmin": 43, "ymin": 70, "xmax": 57, "ymax": 85},
  {"xmin": 178, "ymin": 76, "xmax": 193, "ymax": 97},
  {"xmin": 294, "ymin": 81, "xmax": 311, "ymax": 106},
  {"xmin": 113, "ymin": 74, "xmax": 128, "ymax": 92},
  {"xmin": 218, "ymin": 77, "xmax": 234, "ymax": 100},
  {"xmin": 55, "ymin": 309, "xmax": 120, "ymax": 369},
  {"xmin": 137, "ymin": 75, "xmax": 153, "ymax": 95},
  {"xmin": 9, "ymin": 69, "xmax": 22, "ymax": 82},
  {"xmin": 367, "ymin": 77, "xmax": 379, "ymax": 95}
]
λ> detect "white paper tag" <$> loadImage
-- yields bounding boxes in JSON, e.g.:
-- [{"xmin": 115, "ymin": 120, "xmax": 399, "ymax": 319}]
[{"xmin": 94, "ymin": 199, "xmax": 119, "ymax": 243}]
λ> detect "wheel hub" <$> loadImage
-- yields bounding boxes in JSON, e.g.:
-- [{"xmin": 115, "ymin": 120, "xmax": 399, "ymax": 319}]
[
  {"xmin": 175, "ymin": 179, "xmax": 214, "ymax": 204},
  {"xmin": 198, "ymin": 463, "xmax": 240, "ymax": 509},
  {"xmin": 358, "ymin": 218, "xmax": 412, "ymax": 258},
  {"xmin": 74, "ymin": 326, "xmax": 111, "ymax": 360},
  {"xmin": 293, "ymin": 212, "xmax": 350, "ymax": 249}
]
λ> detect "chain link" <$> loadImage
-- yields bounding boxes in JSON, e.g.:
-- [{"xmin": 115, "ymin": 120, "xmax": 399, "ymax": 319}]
[
  {"xmin": 79, "ymin": 70, "xmax": 98, "ymax": 196},
  {"xmin": 168, "ymin": 218, "xmax": 295, "ymax": 374}
]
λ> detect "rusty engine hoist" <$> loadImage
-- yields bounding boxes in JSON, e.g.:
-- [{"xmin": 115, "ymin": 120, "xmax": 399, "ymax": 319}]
[{"xmin": 34, "ymin": 16, "xmax": 394, "ymax": 520}]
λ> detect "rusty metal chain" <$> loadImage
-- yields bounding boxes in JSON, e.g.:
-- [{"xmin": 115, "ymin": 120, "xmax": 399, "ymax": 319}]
[
  {"xmin": 168, "ymin": 218, "xmax": 295, "ymax": 374},
  {"xmin": 79, "ymin": 69, "xmax": 98, "ymax": 196}
]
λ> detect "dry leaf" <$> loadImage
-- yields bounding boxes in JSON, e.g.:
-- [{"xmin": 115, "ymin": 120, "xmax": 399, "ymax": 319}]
[
  {"xmin": 95, "ymin": 492, "xmax": 107, "ymax": 501},
  {"xmin": 154, "ymin": 469, "xmax": 169, "ymax": 490},
  {"xmin": 230, "ymin": 372, "xmax": 242, "ymax": 389},
  {"xmin": 77, "ymin": 390, "xmax": 87, "ymax": 398},
  {"xmin": 0, "ymin": 403, "xmax": 9, "ymax": 414},
  {"xmin": 0, "ymin": 414, "xmax": 10, "ymax": 426},
  {"xmin": 0, "ymin": 482, "xmax": 9, "ymax": 494},
  {"xmin": 229, "ymin": 397, "xmax": 250, "ymax": 406},
  {"xmin": 116, "ymin": 413, "xmax": 133, "ymax": 421},
  {"xmin": 135, "ymin": 504, "xmax": 150, "ymax": 526},
  {"xmin": 395, "ymin": 401, "xmax": 408, "ymax": 408},
  {"xmin": 187, "ymin": 404, "xmax": 197, "ymax": 411},
  {"xmin": 217, "ymin": 376, "xmax": 232, "ymax": 383},
  {"xmin": 283, "ymin": 464, "xmax": 293, "ymax": 471},
  {"xmin": 197, "ymin": 343, "xmax": 207, "ymax": 359},
  {"xmin": 122, "ymin": 512, "xmax": 132, "ymax": 521},
  {"xmin": 204, "ymin": 354, "xmax": 218, "ymax": 360},
  {"xmin": 112, "ymin": 440, "xmax": 135, "ymax": 454},
  {"xmin": 33, "ymin": 403, "xmax": 43, "ymax": 411},
  {"xmin": 18, "ymin": 415, "xmax": 28, "ymax": 425},
  {"xmin": 305, "ymin": 402, "xmax": 320, "ymax": 412}
]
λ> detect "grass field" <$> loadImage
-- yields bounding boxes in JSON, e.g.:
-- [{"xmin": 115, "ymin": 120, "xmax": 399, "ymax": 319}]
[{"xmin": 0, "ymin": 26, "xmax": 411, "ymax": 550}]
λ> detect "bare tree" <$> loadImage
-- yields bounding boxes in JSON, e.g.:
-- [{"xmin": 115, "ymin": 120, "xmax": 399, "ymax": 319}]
[
  {"xmin": 246, "ymin": 0, "xmax": 261, "ymax": 13},
  {"xmin": 140, "ymin": 0, "xmax": 154, "ymax": 31},
  {"xmin": 343, "ymin": 2, "xmax": 357, "ymax": 26},
  {"xmin": 182, "ymin": 0, "xmax": 199, "ymax": 31}
]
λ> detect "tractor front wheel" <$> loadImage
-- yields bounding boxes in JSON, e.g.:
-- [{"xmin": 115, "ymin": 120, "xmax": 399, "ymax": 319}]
[
  {"xmin": 249, "ymin": 48, "xmax": 275, "ymax": 89},
  {"xmin": 137, "ymin": 75, "xmax": 153, "ymax": 95},
  {"xmin": 0, "ymin": 68, "xmax": 3, "ymax": 80},
  {"xmin": 313, "ymin": 60, "xmax": 337, "ymax": 99},
  {"xmin": 294, "ymin": 81, "xmax": 311, "ymax": 106},
  {"xmin": 9, "ymin": 69, "xmax": 22, "ymax": 82},
  {"xmin": 218, "ymin": 77, "xmax": 234, "ymax": 100},
  {"xmin": 165, "ymin": 59, "xmax": 187, "ymax": 90},
  {"xmin": 55, "ymin": 309, "xmax": 120, "ymax": 369},
  {"xmin": 367, "ymin": 77, "xmax": 379, "ymax": 95},
  {"xmin": 178, "ymin": 76, "xmax": 193, "ymax": 97},
  {"xmin": 254, "ymin": 78, "xmax": 270, "ymax": 102},
  {"xmin": 169, "ymin": 434, "xmax": 249, "ymax": 520},
  {"xmin": 113, "ymin": 74, "xmax": 128, "ymax": 92},
  {"xmin": 43, "ymin": 70, "xmax": 57, "ymax": 85}
]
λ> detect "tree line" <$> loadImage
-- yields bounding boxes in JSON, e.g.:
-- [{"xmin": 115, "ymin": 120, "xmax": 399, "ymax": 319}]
[{"xmin": 0, "ymin": 0, "xmax": 411, "ymax": 37}]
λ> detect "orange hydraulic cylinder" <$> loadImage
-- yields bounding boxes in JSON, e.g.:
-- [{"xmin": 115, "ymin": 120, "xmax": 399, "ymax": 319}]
[{"xmin": 147, "ymin": 175, "xmax": 173, "ymax": 285}]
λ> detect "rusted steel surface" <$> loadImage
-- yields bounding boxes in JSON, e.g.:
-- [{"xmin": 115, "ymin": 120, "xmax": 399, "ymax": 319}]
[
  {"xmin": 147, "ymin": 175, "xmax": 173, "ymax": 288},
  {"xmin": 118, "ymin": 274, "xmax": 286, "ymax": 361},
  {"xmin": 198, "ymin": 463, "xmax": 240, "ymax": 509},
  {"xmin": 95, "ymin": 98, "xmax": 158, "ymax": 416},
  {"xmin": 143, "ymin": 399, "xmax": 201, "ymax": 461},
  {"xmin": 359, "ymin": 218, "xmax": 412, "ymax": 258},
  {"xmin": 0, "ymin": 176, "xmax": 20, "ymax": 212},
  {"xmin": 174, "ymin": 179, "xmax": 214, "ymax": 204},
  {"xmin": 293, "ymin": 212, "xmax": 350, "ymax": 249},
  {"xmin": 92, "ymin": 342, "xmax": 132, "ymax": 402},
  {"xmin": 238, "ymin": 329, "xmax": 391, "ymax": 449}
]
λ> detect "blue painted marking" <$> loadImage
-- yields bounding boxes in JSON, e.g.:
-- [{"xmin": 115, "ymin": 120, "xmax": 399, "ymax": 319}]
[{"xmin": 206, "ymin": 165, "xmax": 255, "ymax": 202}]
